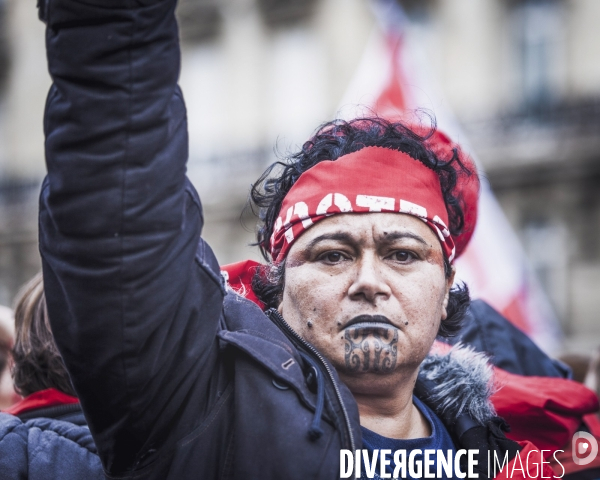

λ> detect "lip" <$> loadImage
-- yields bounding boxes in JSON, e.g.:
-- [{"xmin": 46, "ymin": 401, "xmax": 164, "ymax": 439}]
[{"xmin": 343, "ymin": 314, "xmax": 396, "ymax": 330}]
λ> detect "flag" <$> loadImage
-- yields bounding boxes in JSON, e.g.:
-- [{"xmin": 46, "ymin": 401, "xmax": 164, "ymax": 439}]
[{"xmin": 337, "ymin": 0, "xmax": 562, "ymax": 353}]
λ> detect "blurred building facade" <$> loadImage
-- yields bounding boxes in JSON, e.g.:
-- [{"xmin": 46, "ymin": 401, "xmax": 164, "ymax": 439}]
[{"xmin": 0, "ymin": 0, "xmax": 598, "ymax": 354}]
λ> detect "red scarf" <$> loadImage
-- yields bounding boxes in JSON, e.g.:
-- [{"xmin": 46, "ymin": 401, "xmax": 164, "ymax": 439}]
[
  {"xmin": 3, "ymin": 388, "xmax": 78, "ymax": 416},
  {"xmin": 270, "ymin": 146, "xmax": 458, "ymax": 263}
]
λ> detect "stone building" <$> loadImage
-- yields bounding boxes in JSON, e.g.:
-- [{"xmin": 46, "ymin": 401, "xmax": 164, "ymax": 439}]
[{"xmin": 0, "ymin": 0, "xmax": 598, "ymax": 355}]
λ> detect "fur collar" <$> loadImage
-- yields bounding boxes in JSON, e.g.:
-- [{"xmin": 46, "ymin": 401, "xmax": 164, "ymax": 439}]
[{"xmin": 419, "ymin": 344, "xmax": 497, "ymax": 425}]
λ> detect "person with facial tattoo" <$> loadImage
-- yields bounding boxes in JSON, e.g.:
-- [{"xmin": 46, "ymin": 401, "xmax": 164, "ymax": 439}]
[
  {"xmin": 246, "ymin": 128, "xmax": 501, "ymax": 479},
  {"xmin": 36, "ymin": 1, "xmax": 593, "ymax": 479}
]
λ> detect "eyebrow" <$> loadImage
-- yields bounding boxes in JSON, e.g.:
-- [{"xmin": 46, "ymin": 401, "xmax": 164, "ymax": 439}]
[
  {"xmin": 380, "ymin": 231, "xmax": 429, "ymax": 246},
  {"xmin": 306, "ymin": 232, "xmax": 356, "ymax": 249},
  {"xmin": 305, "ymin": 230, "xmax": 429, "ymax": 249}
]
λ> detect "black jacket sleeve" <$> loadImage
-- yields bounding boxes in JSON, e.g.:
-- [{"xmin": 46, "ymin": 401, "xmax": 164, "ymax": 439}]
[{"xmin": 38, "ymin": 0, "xmax": 225, "ymax": 475}]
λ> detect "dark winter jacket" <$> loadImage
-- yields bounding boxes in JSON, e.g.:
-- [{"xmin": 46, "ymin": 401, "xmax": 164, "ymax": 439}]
[
  {"xmin": 0, "ymin": 405, "xmax": 104, "ymax": 479},
  {"xmin": 444, "ymin": 299, "xmax": 571, "ymax": 379},
  {"xmin": 37, "ymin": 1, "xmax": 543, "ymax": 479}
]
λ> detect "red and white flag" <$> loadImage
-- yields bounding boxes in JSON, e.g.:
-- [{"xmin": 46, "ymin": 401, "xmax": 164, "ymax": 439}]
[{"xmin": 337, "ymin": 0, "xmax": 561, "ymax": 352}]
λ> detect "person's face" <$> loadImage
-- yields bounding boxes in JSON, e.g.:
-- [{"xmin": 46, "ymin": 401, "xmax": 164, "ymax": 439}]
[{"xmin": 278, "ymin": 213, "xmax": 454, "ymax": 390}]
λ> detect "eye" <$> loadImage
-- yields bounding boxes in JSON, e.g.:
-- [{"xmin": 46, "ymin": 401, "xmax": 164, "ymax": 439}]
[
  {"xmin": 318, "ymin": 251, "xmax": 348, "ymax": 264},
  {"xmin": 388, "ymin": 250, "xmax": 416, "ymax": 263}
]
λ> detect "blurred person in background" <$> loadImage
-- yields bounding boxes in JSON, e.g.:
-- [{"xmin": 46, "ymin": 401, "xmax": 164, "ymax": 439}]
[
  {"xmin": 544, "ymin": 349, "xmax": 600, "ymax": 479},
  {"xmin": 0, "ymin": 273, "xmax": 103, "ymax": 479},
  {"xmin": 0, "ymin": 304, "xmax": 18, "ymax": 410}
]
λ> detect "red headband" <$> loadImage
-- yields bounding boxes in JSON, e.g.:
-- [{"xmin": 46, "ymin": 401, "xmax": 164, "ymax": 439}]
[{"xmin": 269, "ymin": 146, "xmax": 457, "ymax": 263}]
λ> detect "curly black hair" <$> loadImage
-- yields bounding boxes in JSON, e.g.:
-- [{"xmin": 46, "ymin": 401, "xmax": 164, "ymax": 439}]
[{"xmin": 250, "ymin": 116, "xmax": 473, "ymax": 337}]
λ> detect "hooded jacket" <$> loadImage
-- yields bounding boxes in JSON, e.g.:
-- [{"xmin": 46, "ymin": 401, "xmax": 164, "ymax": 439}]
[
  {"xmin": 0, "ymin": 389, "xmax": 104, "ymax": 479},
  {"xmin": 37, "ymin": 1, "xmax": 595, "ymax": 479}
]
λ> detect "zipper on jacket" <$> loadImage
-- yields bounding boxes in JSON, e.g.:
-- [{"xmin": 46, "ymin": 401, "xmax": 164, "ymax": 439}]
[{"xmin": 267, "ymin": 308, "xmax": 356, "ymax": 452}]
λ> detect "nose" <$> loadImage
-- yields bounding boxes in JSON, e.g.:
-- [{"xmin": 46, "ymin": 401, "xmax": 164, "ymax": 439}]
[{"xmin": 347, "ymin": 254, "xmax": 392, "ymax": 304}]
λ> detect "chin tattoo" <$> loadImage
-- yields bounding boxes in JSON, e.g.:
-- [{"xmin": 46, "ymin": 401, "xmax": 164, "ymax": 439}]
[{"xmin": 344, "ymin": 327, "xmax": 399, "ymax": 373}]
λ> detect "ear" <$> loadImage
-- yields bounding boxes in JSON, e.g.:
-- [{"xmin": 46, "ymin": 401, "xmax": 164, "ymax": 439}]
[{"xmin": 441, "ymin": 266, "xmax": 456, "ymax": 321}]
